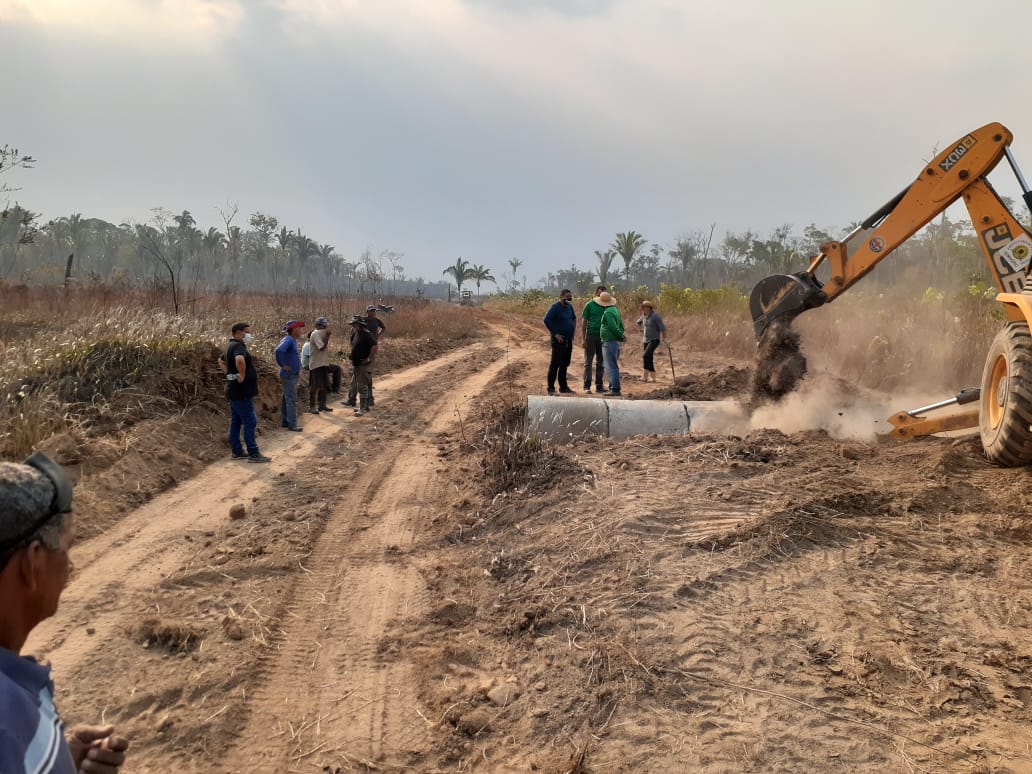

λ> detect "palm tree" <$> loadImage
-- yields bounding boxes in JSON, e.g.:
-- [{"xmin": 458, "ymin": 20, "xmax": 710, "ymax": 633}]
[
  {"xmin": 172, "ymin": 210, "xmax": 194, "ymax": 235},
  {"xmin": 610, "ymin": 231, "xmax": 647, "ymax": 281},
  {"xmin": 594, "ymin": 249, "xmax": 617, "ymax": 285},
  {"xmin": 506, "ymin": 257, "xmax": 523, "ymax": 293},
  {"xmin": 276, "ymin": 226, "xmax": 293, "ymax": 255},
  {"xmin": 443, "ymin": 257, "xmax": 475, "ymax": 295},
  {"xmin": 202, "ymin": 226, "xmax": 225, "ymax": 257},
  {"xmin": 469, "ymin": 264, "xmax": 496, "ymax": 302},
  {"xmin": 56, "ymin": 213, "xmax": 89, "ymax": 274},
  {"xmin": 293, "ymin": 232, "xmax": 319, "ymax": 288}
]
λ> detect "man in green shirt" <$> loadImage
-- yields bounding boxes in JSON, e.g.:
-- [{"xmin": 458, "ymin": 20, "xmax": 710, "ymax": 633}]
[
  {"xmin": 598, "ymin": 291, "xmax": 625, "ymax": 396},
  {"xmin": 580, "ymin": 285, "xmax": 607, "ymax": 393}
]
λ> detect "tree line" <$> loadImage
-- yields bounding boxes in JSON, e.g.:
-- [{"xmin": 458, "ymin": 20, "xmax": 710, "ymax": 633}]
[
  {"xmin": 0, "ymin": 203, "xmax": 455, "ymax": 312},
  {"xmin": 2, "ymin": 146, "xmax": 1008, "ymax": 306}
]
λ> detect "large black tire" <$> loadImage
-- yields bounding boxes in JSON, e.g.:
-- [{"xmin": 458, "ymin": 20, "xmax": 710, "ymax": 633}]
[{"xmin": 979, "ymin": 321, "xmax": 1032, "ymax": 466}]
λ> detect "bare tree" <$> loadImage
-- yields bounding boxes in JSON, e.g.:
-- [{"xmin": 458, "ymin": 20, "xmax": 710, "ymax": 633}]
[{"xmin": 137, "ymin": 208, "xmax": 184, "ymax": 314}]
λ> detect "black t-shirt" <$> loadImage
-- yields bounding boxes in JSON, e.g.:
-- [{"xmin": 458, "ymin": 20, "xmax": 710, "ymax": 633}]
[
  {"xmin": 365, "ymin": 317, "xmax": 385, "ymax": 341},
  {"xmin": 225, "ymin": 339, "xmax": 258, "ymax": 399},
  {"xmin": 349, "ymin": 329, "xmax": 377, "ymax": 364}
]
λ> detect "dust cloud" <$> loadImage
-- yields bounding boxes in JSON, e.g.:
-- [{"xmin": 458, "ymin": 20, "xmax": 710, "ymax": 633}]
[
  {"xmin": 748, "ymin": 372, "xmax": 892, "ymax": 440},
  {"xmin": 746, "ymin": 369, "xmax": 972, "ymax": 441}
]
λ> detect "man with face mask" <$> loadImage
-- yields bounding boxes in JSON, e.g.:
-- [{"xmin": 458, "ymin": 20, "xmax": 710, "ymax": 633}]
[
  {"xmin": 543, "ymin": 288, "xmax": 577, "ymax": 395},
  {"xmin": 221, "ymin": 322, "xmax": 271, "ymax": 463},
  {"xmin": 0, "ymin": 452, "xmax": 130, "ymax": 773}
]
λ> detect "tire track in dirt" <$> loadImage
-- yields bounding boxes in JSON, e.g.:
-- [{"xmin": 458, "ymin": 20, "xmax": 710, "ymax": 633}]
[
  {"xmin": 23, "ymin": 340, "xmax": 499, "ymax": 708},
  {"xmin": 221, "ymin": 346, "xmax": 521, "ymax": 773},
  {"xmin": 645, "ymin": 509, "xmax": 1032, "ymax": 770}
]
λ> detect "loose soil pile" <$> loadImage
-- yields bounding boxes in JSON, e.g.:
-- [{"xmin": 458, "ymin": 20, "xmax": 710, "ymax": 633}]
[{"xmin": 750, "ymin": 318, "xmax": 808, "ymax": 404}]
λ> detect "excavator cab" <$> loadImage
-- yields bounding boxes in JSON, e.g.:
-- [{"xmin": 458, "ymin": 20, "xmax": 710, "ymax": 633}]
[{"xmin": 749, "ymin": 121, "xmax": 1032, "ymax": 466}]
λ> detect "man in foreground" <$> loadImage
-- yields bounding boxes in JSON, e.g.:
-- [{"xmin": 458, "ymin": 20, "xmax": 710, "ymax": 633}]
[{"xmin": 0, "ymin": 452, "xmax": 130, "ymax": 773}]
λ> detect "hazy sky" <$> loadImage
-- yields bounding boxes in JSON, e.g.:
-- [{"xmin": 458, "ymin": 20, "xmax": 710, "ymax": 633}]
[{"xmin": 4, "ymin": 0, "xmax": 1032, "ymax": 285}]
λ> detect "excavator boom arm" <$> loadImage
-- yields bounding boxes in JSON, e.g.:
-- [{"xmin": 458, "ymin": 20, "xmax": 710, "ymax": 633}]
[
  {"xmin": 750, "ymin": 122, "xmax": 1032, "ymax": 338},
  {"xmin": 819, "ymin": 123, "xmax": 1013, "ymax": 300}
]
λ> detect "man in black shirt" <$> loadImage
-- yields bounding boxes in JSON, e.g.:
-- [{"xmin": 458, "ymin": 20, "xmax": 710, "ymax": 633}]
[
  {"xmin": 343, "ymin": 306, "xmax": 387, "ymax": 408},
  {"xmin": 348, "ymin": 316, "xmax": 378, "ymax": 417},
  {"xmin": 220, "ymin": 322, "xmax": 271, "ymax": 463}
]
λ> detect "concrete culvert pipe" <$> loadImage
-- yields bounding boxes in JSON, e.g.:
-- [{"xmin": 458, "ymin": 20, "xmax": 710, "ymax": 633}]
[{"xmin": 526, "ymin": 396, "xmax": 746, "ymax": 443}]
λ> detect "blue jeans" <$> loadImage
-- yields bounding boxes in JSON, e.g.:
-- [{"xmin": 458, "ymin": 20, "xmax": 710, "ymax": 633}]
[
  {"xmin": 280, "ymin": 373, "xmax": 300, "ymax": 428},
  {"xmin": 228, "ymin": 398, "xmax": 259, "ymax": 456},
  {"xmin": 602, "ymin": 340, "xmax": 622, "ymax": 392}
]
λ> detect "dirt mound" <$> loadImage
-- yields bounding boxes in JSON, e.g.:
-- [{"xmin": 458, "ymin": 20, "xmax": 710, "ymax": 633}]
[{"xmin": 640, "ymin": 365, "xmax": 750, "ymax": 401}]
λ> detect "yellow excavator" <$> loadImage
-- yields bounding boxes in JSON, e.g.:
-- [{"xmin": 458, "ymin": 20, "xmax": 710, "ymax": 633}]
[{"xmin": 750, "ymin": 121, "xmax": 1032, "ymax": 466}]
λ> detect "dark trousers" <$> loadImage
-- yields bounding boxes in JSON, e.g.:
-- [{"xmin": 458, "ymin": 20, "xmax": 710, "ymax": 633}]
[
  {"xmin": 327, "ymin": 364, "xmax": 342, "ymax": 393},
  {"xmin": 347, "ymin": 367, "xmax": 374, "ymax": 404},
  {"xmin": 352, "ymin": 361, "xmax": 373, "ymax": 409},
  {"xmin": 228, "ymin": 398, "xmax": 259, "ymax": 456},
  {"xmin": 547, "ymin": 336, "xmax": 573, "ymax": 391},
  {"xmin": 583, "ymin": 333, "xmax": 604, "ymax": 390},
  {"xmin": 309, "ymin": 366, "xmax": 329, "ymax": 410},
  {"xmin": 643, "ymin": 339, "xmax": 661, "ymax": 372}
]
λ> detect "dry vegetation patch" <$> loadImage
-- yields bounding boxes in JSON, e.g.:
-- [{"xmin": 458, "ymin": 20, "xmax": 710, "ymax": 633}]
[{"xmin": 1, "ymin": 285, "xmax": 487, "ymax": 541}]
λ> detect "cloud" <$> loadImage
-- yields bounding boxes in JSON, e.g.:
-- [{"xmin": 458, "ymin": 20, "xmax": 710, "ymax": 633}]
[
  {"xmin": 6, "ymin": 0, "xmax": 1032, "ymax": 283},
  {"xmin": 0, "ymin": 0, "xmax": 246, "ymax": 40},
  {"xmin": 465, "ymin": 0, "xmax": 618, "ymax": 17}
]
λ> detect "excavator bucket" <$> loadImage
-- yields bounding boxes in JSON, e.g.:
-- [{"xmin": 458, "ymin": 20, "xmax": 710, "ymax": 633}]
[{"xmin": 749, "ymin": 272, "xmax": 827, "ymax": 339}]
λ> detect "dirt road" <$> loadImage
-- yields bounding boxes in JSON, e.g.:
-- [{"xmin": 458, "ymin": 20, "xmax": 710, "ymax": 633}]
[
  {"xmin": 24, "ymin": 313, "xmax": 1032, "ymax": 773},
  {"xmin": 24, "ymin": 332, "xmax": 523, "ymax": 772}
]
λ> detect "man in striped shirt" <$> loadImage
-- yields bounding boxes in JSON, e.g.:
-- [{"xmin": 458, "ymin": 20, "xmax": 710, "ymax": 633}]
[{"xmin": 0, "ymin": 453, "xmax": 128, "ymax": 773}]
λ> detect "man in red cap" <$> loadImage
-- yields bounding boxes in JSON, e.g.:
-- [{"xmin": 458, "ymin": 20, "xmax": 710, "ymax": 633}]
[{"xmin": 275, "ymin": 320, "xmax": 306, "ymax": 432}]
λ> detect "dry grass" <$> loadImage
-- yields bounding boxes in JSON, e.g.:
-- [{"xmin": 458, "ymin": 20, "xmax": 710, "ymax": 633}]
[
  {"xmin": 800, "ymin": 288, "xmax": 1003, "ymax": 392},
  {"xmin": 134, "ymin": 617, "xmax": 203, "ymax": 653},
  {"xmin": 0, "ymin": 283, "xmax": 480, "ymax": 459},
  {"xmin": 474, "ymin": 394, "xmax": 563, "ymax": 496}
]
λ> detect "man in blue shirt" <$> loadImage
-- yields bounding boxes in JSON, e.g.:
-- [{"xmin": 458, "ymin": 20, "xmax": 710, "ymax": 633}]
[
  {"xmin": 0, "ymin": 453, "xmax": 129, "ymax": 773},
  {"xmin": 543, "ymin": 289, "xmax": 577, "ymax": 395},
  {"xmin": 275, "ymin": 319, "xmax": 306, "ymax": 432}
]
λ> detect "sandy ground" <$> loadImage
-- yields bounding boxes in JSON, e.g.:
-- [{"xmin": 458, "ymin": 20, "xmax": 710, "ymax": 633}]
[{"xmin": 22, "ymin": 311, "xmax": 1032, "ymax": 773}]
